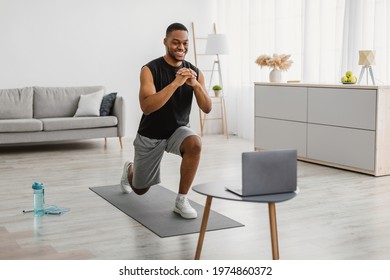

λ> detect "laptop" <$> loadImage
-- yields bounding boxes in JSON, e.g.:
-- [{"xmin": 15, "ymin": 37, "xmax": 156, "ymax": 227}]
[{"xmin": 226, "ymin": 149, "xmax": 297, "ymax": 196}]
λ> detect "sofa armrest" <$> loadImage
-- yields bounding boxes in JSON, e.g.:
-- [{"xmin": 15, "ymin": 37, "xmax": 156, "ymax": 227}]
[{"xmin": 112, "ymin": 96, "xmax": 126, "ymax": 137}]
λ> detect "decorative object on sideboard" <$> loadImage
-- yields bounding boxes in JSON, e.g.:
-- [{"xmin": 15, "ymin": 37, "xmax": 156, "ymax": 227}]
[
  {"xmin": 269, "ymin": 68, "xmax": 282, "ymax": 83},
  {"xmin": 212, "ymin": 84, "xmax": 222, "ymax": 97},
  {"xmin": 341, "ymin": 70, "xmax": 358, "ymax": 84},
  {"xmin": 255, "ymin": 53, "xmax": 293, "ymax": 82},
  {"xmin": 358, "ymin": 50, "xmax": 376, "ymax": 85}
]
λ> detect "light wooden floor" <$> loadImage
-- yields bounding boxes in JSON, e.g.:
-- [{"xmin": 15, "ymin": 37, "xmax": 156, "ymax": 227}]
[{"xmin": 1, "ymin": 135, "xmax": 390, "ymax": 260}]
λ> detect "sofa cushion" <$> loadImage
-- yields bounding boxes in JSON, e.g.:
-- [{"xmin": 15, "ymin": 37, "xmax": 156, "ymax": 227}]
[
  {"xmin": 0, "ymin": 87, "xmax": 34, "ymax": 119},
  {"xmin": 0, "ymin": 119, "xmax": 43, "ymax": 132},
  {"xmin": 74, "ymin": 91, "xmax": 104, "ymax": 117},
  {"xmin": 33, "ymin": 86, "xmax": 105, "ymax": 118},
  {"xmin": 100, "ymin": 92, "xmax": 117, "ymax": 116},
  {"xmin": 41, "ymin": 116, "xmax": 118, "ymax": 131}
]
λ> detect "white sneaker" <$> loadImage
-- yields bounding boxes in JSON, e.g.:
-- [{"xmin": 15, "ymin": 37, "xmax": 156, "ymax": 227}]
[
  {"xmin": 120, "ymin": 161, "xmax": 133, "ymax": 194},
  {"xmin": 174, "ymin": 196, "xmax": 197, "ymax": 219}
]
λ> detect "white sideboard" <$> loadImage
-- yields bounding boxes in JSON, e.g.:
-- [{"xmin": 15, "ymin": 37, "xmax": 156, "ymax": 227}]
[{"xmin": 254, "ymin": 82, "xmax": 390, "ymax": 176}]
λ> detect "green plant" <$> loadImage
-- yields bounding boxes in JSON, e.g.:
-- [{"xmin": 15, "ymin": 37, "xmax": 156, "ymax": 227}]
[{"xmin": 212, "ymin": 85, "xmax": 222, "ymax": 90}]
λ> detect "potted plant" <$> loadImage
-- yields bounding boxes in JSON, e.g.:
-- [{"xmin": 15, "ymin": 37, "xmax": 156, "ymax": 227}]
[{"xmin": 212, "ymin": 85, "xmax": 222, "ymax": 97}]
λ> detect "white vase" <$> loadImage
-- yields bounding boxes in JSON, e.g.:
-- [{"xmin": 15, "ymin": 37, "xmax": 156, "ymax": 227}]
[{"xmin": 269, "ymin": 68, "xmax": 282, "ymax": 82}]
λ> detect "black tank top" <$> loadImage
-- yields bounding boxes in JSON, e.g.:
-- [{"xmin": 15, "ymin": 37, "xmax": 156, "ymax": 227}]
[{"xmin": 137, "ymin": 57, "xmax": 199, "ymax": 139}]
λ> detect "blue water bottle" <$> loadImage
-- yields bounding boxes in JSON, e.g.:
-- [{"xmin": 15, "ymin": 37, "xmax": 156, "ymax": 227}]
[{"xmin": 32, "ymin": 182, "xmax": 45, "ymax": 217}]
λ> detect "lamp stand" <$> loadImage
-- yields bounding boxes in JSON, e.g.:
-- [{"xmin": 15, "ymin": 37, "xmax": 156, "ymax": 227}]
[
  {"xmin": 203, "ymin": 54, "xmax": 228, "ymax": 138},
  {"xmin": 208, "ymin": 54, "xmax": 223, "ymax": 91},
  {"xmin": 358, "ymin": 66, "xmax": 375, "ymax": 85}
]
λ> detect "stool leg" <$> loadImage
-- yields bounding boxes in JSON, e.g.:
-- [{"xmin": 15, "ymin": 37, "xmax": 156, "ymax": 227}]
[
  {"xmin": 195, "ymin": 196, "xmax": 213, "ymax": 260},
  {"xmin": 199, "ymin": 109, "xmax": 205, "ymax": 137},
  {"xmin": 119, "ymin": 137, "xmax": 124, "ymax": 149},
  {"xmin": 268, "ymin": 202, "xmax": 279, "ymax": 260},
  {"xmin": 221, "ymin": 96, "xmax": 228, "ymax": 139}
]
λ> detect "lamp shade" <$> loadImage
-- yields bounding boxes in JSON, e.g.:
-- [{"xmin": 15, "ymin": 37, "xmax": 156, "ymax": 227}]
[
  {"xmin": 205, "ymin": 34, "xmax": 229, "ymax": 55},
  {"xmin": 359, "ymin": 50, "xmax": 376, "ymax": 66}
]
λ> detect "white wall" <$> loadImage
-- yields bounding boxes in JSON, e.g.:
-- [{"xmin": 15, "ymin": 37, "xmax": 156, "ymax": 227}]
[{"xmin": 0, "ymin": 0, "xmax": 217, "ymax": 137}]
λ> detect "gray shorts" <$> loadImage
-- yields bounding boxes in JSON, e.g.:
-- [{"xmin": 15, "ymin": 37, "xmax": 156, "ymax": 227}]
[{"xmin": 132, "ymin": 126, "xmax": 198, "ymax": 189}]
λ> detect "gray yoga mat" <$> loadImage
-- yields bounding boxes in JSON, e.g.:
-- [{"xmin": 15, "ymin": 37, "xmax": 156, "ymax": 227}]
[{"xmin": 90, "ymin": 184, "xmax": 244, "ymax": 238}]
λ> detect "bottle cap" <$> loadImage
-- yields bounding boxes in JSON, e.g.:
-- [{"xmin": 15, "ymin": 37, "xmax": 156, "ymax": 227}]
[{"xmin": 32, "ymin": 182, "xmax": 43, "ymax": 190}]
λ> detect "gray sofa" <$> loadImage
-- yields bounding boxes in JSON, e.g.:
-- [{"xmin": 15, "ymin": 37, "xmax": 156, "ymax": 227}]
[{"xmin": 0, "ymin": 86, "xmax": 125, "ymax": 147}]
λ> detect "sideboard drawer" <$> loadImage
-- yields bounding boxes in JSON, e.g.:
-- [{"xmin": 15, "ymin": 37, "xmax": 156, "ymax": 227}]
[
  {"xmin": 255, "ymin": 85, "xmax": 307, "ymax": 122},
  {"xmin": 307, "ymin": 124, "xmax": 375, "ymax": 171},
  {"xmin": 255, "ymin": 117, "xmax": 307, "ymax": 157},
  {"xmin": 308, "ymin": 88, "xmax": 377, "ymax": 130}
]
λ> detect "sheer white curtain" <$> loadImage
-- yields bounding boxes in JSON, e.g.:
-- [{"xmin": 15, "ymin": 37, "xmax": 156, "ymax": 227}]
[
  {"xmin": 217, "ymin": 0, "xmax": 390, "ymax": 140},
  {"xmin": 343, "ymin": 0, "xmax": 390, "ymax": 84}
]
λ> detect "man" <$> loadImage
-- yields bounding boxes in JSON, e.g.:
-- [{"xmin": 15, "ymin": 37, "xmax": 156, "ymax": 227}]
[{"xmin": 120, "ymin": 23, "xmax": 212, "ymax": 219}]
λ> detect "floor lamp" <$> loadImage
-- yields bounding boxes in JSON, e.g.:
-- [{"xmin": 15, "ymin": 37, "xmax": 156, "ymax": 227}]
[
  {"xmin": 358, "ymin": 50, "xmax": 376, "ymax": 85},
  {"xmin": 205, "ymin": 34, "xmax": 229, "ymax": 91},
  {"xmin": 202, "ymin": 33, "xmax": 229, "ymax": 138}
]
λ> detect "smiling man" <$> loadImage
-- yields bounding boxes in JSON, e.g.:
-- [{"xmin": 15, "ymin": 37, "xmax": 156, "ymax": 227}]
[{"xmin": 120, "ymin": 23, "xmax": 212, "ymax": 219}]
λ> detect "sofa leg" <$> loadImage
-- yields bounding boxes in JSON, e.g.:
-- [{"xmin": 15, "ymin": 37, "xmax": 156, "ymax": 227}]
[{"xmin": 119, "ymin": 137, "xmax": 123, "ymax": 149}]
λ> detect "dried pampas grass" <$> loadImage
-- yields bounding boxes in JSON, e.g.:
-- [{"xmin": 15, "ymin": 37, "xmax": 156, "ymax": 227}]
[{"xmin": 255, "ymin": 53, "xmax": 293, "ymax": 71}]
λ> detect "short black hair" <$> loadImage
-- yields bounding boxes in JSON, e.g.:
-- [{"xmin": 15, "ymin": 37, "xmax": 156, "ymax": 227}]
[{"xmin": 166, "ymin": 23, "xmax": 188, "ymax": 37}]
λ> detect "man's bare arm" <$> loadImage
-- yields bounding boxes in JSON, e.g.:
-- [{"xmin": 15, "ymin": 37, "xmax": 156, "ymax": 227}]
[
  {"xmin": 139, "ymin": 66, "xmax": 189, "ymax": 115},
  {"xmin": 139, "ymin": 66, "xmax": 211, "ymax": 115},
  {"xmin": 186, "ymin": 70, "xmax": 212, "ymax": 114}
]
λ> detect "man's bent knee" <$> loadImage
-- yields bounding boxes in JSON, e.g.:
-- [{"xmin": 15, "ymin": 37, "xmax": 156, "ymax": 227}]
[
  {"xmin": 132, "ymin": 186, "xmax": 150, "ymax": 195},
  {"xmin": 180, "ymin": 135, "xmax": 202, "ymax": 156},
  {"xmin": 128, "ymin": 163, "xmax": 151, "ymax": 195}
]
